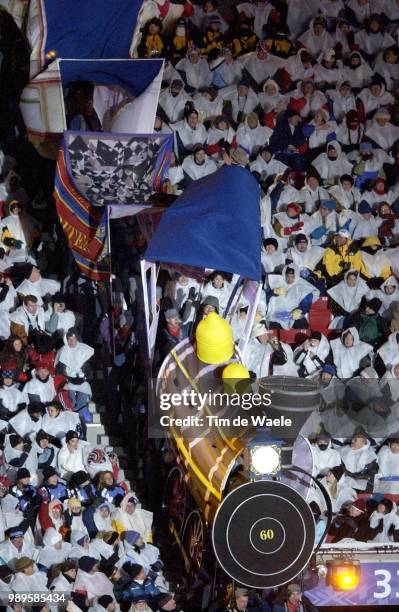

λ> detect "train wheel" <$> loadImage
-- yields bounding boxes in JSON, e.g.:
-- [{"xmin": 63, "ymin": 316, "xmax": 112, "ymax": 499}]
[
  {"xmin": 182, "ymin": 509, "xmax": 206, "ymax": 582},
  {"xmin": 163, "ymin": 466, "xmax": 187, "ymax": 535}
]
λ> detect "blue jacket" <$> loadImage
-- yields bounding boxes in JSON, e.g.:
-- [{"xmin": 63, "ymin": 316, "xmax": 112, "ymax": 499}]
[
  {"xmin": 100, "ymin": 484, "xmax": 125, "ymax": 506},
  {"xmin": 39, "ymin": 481, "xmax": 69, "ymax": 502},
  {"xmin": 269, "ymin": 116, "xmax": 306, "ymax": 154},
  {"xmin": 121, "ymin": 577, "xmax": 160, "ymax": 604},
  {"xmin": 70, "ymin": 483, "xmax": 97, "ymax": 506},
  {"xmin": 11, "ymin": 484, "xmax": 40, "ymax": 512}
]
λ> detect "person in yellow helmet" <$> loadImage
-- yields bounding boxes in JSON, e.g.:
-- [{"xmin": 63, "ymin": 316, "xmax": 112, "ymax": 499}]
[{"xmin": 320, "ymin": 229, "xmax": 367, "ymax": 287}]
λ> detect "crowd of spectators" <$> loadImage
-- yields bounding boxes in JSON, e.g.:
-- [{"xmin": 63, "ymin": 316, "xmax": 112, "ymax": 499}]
[
  {"xmin": 0, "ymin": 161, "xmax": 180, "ymax": 610},
  {"xmin": 0, "ymin": 24, "xmax": 180, "ymax": 612}
]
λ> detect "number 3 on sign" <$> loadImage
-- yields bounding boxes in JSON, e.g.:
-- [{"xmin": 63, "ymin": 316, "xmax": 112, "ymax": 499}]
[
  {"xmin": 374, "ymin": 569, "xmax": 392, "ymax": 598},
  {"xmin": 374, "ymin": 569, "xmax": 399, "ymax": 599},
  {"xmin": 260, "ymin": 529, "xmax": 274, "ymax": 540}
]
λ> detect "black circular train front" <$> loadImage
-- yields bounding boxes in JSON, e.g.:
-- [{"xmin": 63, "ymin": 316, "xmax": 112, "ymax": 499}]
[{"xmin": 212, "ymin": 480, "xmax": 315, "ymax": 588}]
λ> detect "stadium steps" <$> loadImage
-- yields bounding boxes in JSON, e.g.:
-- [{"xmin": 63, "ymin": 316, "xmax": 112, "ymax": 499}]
[
  {"xmin": 85, "ymin": 399, "xmax": 134, "ymax": 490},
  {"xmin": 87, "ymin": 352, "xmax": 138, "ymax": 489}
]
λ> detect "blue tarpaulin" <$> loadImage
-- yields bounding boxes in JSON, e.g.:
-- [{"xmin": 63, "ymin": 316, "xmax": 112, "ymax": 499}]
[
  {"xmin": 145, "ymin": 166, "xmax": 261, "ymax": 280},
  {"xmin": 59, "ymin": 59, "xmax": 163, "ymax": 97},
  {"xmin": 43, "ymin": 0, "xmax": 142, "ymax": 61}
]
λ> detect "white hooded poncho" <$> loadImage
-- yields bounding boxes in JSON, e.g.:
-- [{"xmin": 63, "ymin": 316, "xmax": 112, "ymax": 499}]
[
  {"xmin": 56, "ymin": 337, "xmax": 94, "ymax": 396},
  {"xmin": 182, "ymin": 154, "xmax": 217, "ymax": 181},
  {"xmin": 365, "ymin": 118, "xmax": 399, "ymax": 150},
  {"xmin": 171, "ymin": 118, "xmax": 208, "ymax": 152},
  {"xmin": 41, "ymin": 408, "xmax": 80, "ymax": 440},
  {"xmin": 298, "ymin": 20, "xmax": 335, "ymax": 56},
  {"xmin": 294, "ymin": 333, "xmax": 331, "ymax": 377},
  {"xmin": 342, "ymin": 54, "xmax": 374, "ymax": 90},
  {"xmin": 258, "ymin": 79, "xmax": 287, "ymax": 113},
  {"xmin": 38, "ymin": 527, "xmax": 71, "ymax": 568},
  {"xmin": 158, "ymin": 87, "xmax": 191, "ymax": 123},
  {"xmin": 11, "ymin": 566, "xmax": 49, "ymax": 594},
  {"xmin": 327, "ymin": 270, "xmax": 369, "ymax": 314},
  {"xmin": 250, "ymin": 154, "xmax": 288, "ymax": 182},
  {"xmin": 236, "ymin": 118, "xmax": 272, "ymax": 156},
  {"xmin": 236, "ymin": 1, "xmax": 273, "ymax": 38},
  {"xmin": 357, "ymin": 84, "xmax": 394, "ymax": 116},
  {"xmin": 175, "ymin": 57, "xmax": 212, "ymax": 90},
  {"xmin": 373, "ymin": 276, "xmax": 399, "ymax": 316},
  {"xmin": 311, "ymin": 440, "xmax": 341, "ymax": 478},
  {"xmin": 287, "ymin": 242, "xmax": 324, "ymax": 272},
  {"xmin": 266, "ymin": 265, "xmax": 319, "ymax": 329},
  {"xmin": 57, "ymin": 439, "xmax": 91, "ymax": 479},
  {"xmin": 330, "ymin": 327, "xmax": 372, "ymax": 378},
  {"xmin": 111, "ymin": 493, "xmax": 153, "ymax": 543},
  {"xmin": 16, "ymin": 277, "xmax": 60, "ymax": 306},
  {"xmin": 377, "ymin": 333, "xmax": 399, "ymax": 372},
  {"xmin": 375, "ymin": 446, "xmax": 399, "ymax": 494},
  {"xmin": 312, "ymin": 141, "xmax": 353, "ymax": 181},
  {"xmin": 340, "ymin": 438, "xmax": 377, "ymax": 491},
  {"xmin": 220, "ymin": 84, "xmax": 260, "ymax": 123},
  {"xmin": 239, "ymin": 51, "xmax": 286, "ymax": 85}
]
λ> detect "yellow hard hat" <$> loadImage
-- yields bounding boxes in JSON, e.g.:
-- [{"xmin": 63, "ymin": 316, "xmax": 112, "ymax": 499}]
[{"xmin": 196, "ymin": 312, "xmax": 234, "ymax": 364}]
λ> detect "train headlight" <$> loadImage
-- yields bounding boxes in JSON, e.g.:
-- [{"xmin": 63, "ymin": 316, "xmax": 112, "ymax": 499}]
[
  {"xmin": 326, "ymin": 559, "xmax": 361, "ymax": 591},
  {"xmin": 250, "ymin": 444, "xmax": 281, "ymax": 476}
]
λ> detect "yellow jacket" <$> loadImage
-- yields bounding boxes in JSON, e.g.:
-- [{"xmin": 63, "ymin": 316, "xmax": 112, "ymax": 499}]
[
  {"xmin": 202, "ymin": 30, "xmax": 224, "ymax": 55},
  {"xmin": 361, "ymin": 236, "xmax": 392, "ymax": 280},
  {"xmin": 322, "ymin": 240, "xmax": 368, "ymax": 279},
  {"xmin": 171, "ymin": 36, "xmax": 194, "ymax": 61},
  {"xmin": 143, "ymin": 34, "xmax": 164, "ymax": 58},
  {"xmin": 232, "ymin": 35, "xmax": 258, "ymax": 57}
]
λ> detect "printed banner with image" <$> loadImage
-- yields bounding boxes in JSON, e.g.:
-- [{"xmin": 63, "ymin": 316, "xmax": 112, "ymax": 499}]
[{"xmin": 54, "ymin": 130, "xmax": 172, "ymax": 280}]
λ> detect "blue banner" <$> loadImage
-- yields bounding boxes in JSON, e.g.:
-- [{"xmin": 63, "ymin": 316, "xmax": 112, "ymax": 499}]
[
  {"xmin": 43, "ymin": 0, "xmax": 142, "ymax": 61},
  {"xmin": 59, "ymin": 59, "xmax": 163, "ymax": 98},
  {"xmin": 145, "ymin": 166, "xmax": 262, "ymax": 281}
]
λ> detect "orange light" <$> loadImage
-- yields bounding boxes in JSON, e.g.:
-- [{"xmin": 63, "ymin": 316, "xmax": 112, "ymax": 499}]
[
  {"xmin": 326, "ymin": 560, "xmax": 361, "ymax": 592},
  {"xmin": 338, "ymin": 572, "xmax": 357, "ymax": 590},
  {"xmin": 45, "ymin": 50, "xmax": 57, "ymax": 60}
]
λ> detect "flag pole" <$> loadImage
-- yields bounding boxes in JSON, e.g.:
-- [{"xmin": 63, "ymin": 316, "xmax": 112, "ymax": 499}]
[{"xmin": 106, "ymin": 205, "xmax": 116, "ymax": 358}]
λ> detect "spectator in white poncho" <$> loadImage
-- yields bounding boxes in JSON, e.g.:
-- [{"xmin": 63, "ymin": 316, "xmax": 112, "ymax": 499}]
[
  {"xmin": 340, "ymin": 429, "xmax": 378, "ymax": 492},
  {"xmin": 112, "ymin": 494, "xmax": 153, "ymax": 543},
  {"xmin": 331, "ymin": 327, "xmax": 372, "ymax": 378}
]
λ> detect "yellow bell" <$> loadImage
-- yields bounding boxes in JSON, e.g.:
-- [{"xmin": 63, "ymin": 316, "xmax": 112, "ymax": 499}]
[
  {"xmin": 222, "ymin": 362, "xmax": 251, "ymax": 395},
  {"xmin": 222, "ymin": 363, "xmax": 250, "ymax": 380},
  {"xmin": 196, "ymin": 312, "xmax": 234, "ymax": 364}
]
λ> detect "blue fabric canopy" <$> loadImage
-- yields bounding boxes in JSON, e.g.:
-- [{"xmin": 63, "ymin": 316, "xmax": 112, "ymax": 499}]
[
  {"xmin": 59, "ymin": 59, "xmax": 163, "ymax": 98},
  {"xmin": 145, "ymin": 166, "xmax": 261, "ymax": 280},
  {"xmin": 44, "ymin": 0, "xmax": 142, "ymax": 61}
]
